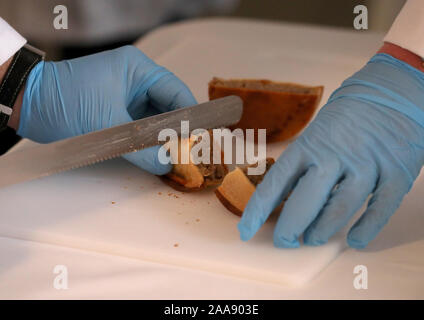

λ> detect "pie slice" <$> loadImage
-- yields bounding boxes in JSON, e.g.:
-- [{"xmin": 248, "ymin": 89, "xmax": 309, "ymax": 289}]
[
  {"xmin": 208, "ymin": 78, "xmax": 324, "ymax": 143},
  {"xmin": 215, "ymin": 158, "xmax": 276, "ymax": 216},
  {"xmin": 160, "ymin": 131, "xmax": 228, "ymax": 192}
]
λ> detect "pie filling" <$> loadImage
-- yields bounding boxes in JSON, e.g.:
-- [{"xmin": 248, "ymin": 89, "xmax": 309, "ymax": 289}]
[{"xmin": 172, "ymin": 131, "xmax": 227, "ymax": 185}]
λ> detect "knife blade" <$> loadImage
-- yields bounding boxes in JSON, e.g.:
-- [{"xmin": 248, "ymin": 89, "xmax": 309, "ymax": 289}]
[{"xmin": 0, "ymin": 95, "xmax": 243, "ymax": 189}]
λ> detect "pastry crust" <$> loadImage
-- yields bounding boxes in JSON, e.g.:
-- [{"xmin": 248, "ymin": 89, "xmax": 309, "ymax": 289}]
[
  {"xmin": 208, "ymin": 78, "xmax": 323, "ymax": 142},
  {"xmin": 215, "ymin": 167, "xmax": 256, "ymax": 216},
  {"xmin": 215, "ymin": 158, "xmax": 276, "ymax": 216}
]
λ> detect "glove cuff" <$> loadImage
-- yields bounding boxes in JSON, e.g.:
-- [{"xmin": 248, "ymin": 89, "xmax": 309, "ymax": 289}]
[{"xmin": 328, "ymin": 53, "xmax": 424, "ymax": 130}]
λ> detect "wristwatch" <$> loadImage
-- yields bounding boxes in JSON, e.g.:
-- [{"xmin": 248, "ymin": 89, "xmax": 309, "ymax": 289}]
[{"xmin": 0, "ymin": 44, "xmax": 45, "ymax": 132}]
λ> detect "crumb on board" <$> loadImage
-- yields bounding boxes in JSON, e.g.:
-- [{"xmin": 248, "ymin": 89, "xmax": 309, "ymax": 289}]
[
  {"xmin": 195, "ymin": 218, "xmax": 200, "ymax": 222},
  {"xmin": 174, "ymin": 243, "xmax": 179, "ymax": 247},
  {"xmin": 158, "ymin": 192, "xmax": 162, "ymax": 195},
  {"xmin": 167, "ymin": 191, "xmax": 180, "ymax": 199},
  {"xmin": 111, "ymin": 201, "xmax": 116, "ymax": 204}
]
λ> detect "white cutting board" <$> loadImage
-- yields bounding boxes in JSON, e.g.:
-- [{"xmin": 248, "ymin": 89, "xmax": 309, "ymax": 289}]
[
  {"xmin": 0, "ymin": 25, "xmax": 390, "ymax": 286},
  {"xmin": 0, "ymin": 141, "xmax": 346, "ymax": 286}
]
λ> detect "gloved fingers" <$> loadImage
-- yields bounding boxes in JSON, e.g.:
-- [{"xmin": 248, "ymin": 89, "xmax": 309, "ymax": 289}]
[
  {"xmin": 347, "ymin": 174, "xmax": 410, "ymax": 249},
  {"xmin": 127, "ymin": 102, "xmax": 161, "ymax": 121},
  {"xmin": 123, "ymin": 145, "xmax": 172, "ymax": 176},
  {"xmin": 147, "ymin": 71, "xmax": 197, "ymax": 112},
  {"xmin": 238, "ymin": 144, "xmax": 306, "ymax": 241},
  {"xmin": 124, "ymin": 45, "xmax": 196, "ymax": 115},
  {"xmin": 122, "ymin": 71, "xmax": 195, "ymax": 175},
  {"xmin": 273, "ymin": 163, "xmax": 342, "ymax": 248},
  {"xmin": 303, "ymin": 173, "xmax": 376, "ymax": 246}
]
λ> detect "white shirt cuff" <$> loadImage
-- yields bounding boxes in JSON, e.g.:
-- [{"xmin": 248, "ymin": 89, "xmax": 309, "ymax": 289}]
[
  {"xmin": 0, "ymin": 17, "xmax": 27, "ymax": 66},
  {"xmin": 384, "ymin": 0, "xmax": 424, "ymax": 58}
]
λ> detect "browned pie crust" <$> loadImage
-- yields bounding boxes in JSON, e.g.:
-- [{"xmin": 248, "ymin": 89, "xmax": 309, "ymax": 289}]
[
  {"xmin": 159, "ymin": 174, "xmax": 205, "ymax": 192},
  {"xmin": 215, "ymin": 187, "xmax": 244, "ymax": 216},
  {"xmin": 208, "ymin": 78, "xmax": 323, "ymax": 142}
]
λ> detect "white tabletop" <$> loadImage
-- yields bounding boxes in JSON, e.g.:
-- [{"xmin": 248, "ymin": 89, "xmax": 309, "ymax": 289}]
[{"xmin": 1, "ymin": 18, "xmax": 423, "ymax": 299}]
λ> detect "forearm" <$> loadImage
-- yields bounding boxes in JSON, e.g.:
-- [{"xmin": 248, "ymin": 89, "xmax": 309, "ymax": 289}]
[
  {"xmin": 0, "ymin": 56, "xmax": 24, "ymax": 131},
  {"xmin": 384, "ymin": 0, "xmax": 424, "ymax": 59},
  {"xmin": 378, "ymin": 42, "xmax": 424, "ymax": 73},
  {"xmin": 378, "ymin": 0, "xmax": 424, "ymax": 73}
]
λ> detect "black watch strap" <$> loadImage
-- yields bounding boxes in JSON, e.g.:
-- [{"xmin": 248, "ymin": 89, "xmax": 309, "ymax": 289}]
[{"xmin": 0, "ymin": 44, "xmax": 45, "ymax": 131}]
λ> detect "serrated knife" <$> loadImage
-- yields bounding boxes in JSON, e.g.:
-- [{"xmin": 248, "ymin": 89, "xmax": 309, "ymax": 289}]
[{"xmin": 0, "ymin": 95, "xmax": 243, "ymax": 189}]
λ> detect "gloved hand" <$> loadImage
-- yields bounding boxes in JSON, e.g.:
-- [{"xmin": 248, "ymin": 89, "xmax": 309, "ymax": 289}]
[
  {"xmin": 238, "ymin": 54, "xmax": 424, "ymax": 249},
  {"xmin": 19, "ymin": 45, "xmax": 197, "ymax": 175}
]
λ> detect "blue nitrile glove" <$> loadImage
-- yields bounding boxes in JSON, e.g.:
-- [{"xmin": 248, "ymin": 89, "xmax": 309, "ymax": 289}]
[
  {"xmin": 238, "ymin": 53, "xmax": 424, "ymax": 249},
  {"xmin": 18, "ymin": 45, "xmax": 197, "ymax": 175}
]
